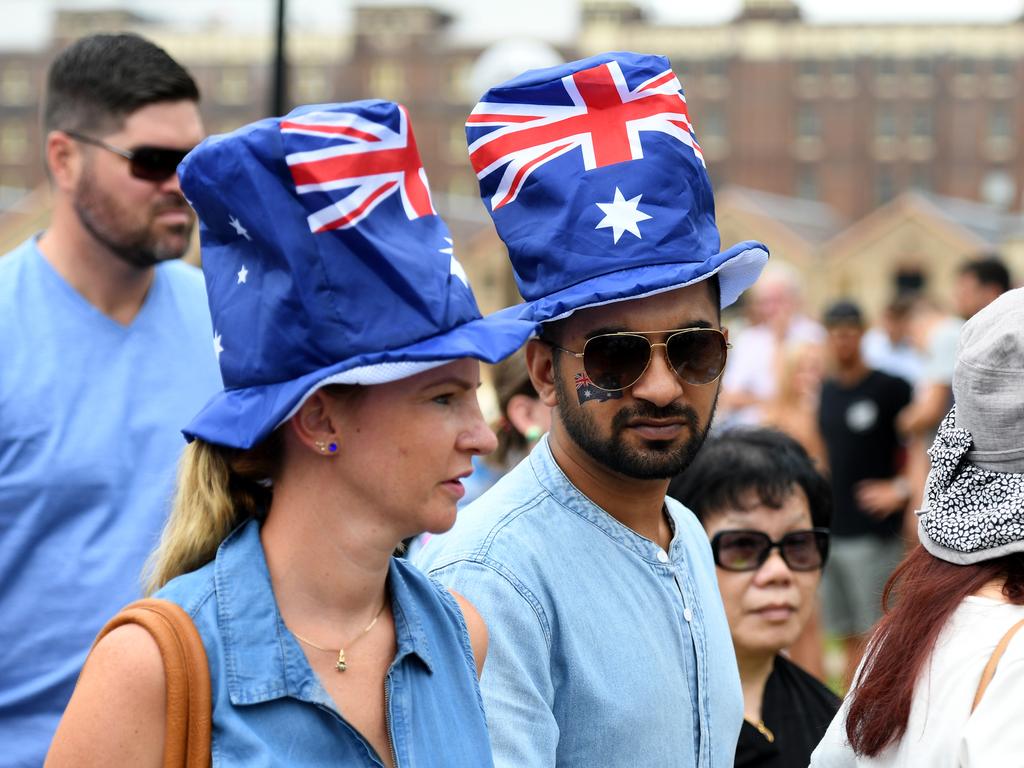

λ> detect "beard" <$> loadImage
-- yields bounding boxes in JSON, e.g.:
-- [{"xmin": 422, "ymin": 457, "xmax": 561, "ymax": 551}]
[
  {"xmin": 554, "ymin": 368, "xmax": 717, "ymax": 480},
  {"xmin": 73, "ymin": 174, "xmax": 193, "ymax": 269}
]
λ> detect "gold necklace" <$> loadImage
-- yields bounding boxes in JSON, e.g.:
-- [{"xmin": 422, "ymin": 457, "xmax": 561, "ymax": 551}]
[
  {"xmin": 291, "ymin": 598, "xmax": 388, "ymax": 672},
  {"xmin": 747, "ymin": 718, "xmax": 776, "ymax": 743}
]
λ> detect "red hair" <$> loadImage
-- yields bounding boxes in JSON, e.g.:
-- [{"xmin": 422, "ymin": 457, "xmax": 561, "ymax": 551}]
[{"xmin": 846, "ymin": 545, "xmax": 1024, "ymax": 756}]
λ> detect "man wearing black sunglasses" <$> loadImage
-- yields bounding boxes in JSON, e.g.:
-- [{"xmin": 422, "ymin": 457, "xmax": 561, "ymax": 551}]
[
  {"xmin": 0, "ymin": 34, "xmax": 221, "ymax": 766},
  {"xmin": 418, "ymin": 52, "xmax": 770, "ymax": 768}
]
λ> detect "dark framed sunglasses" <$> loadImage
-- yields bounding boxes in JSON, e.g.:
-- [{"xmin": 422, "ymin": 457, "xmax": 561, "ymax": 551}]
[
  {"xmin": 64, "ymin": 130, "xmax": 190, "ymax": 182},
  {"xmin": 548, "ymin": 328, "xmax": 730, "ymax": 391},
  {"xmin": 711, "ymin": 528, "xmax": 830, "ymax": 572}
]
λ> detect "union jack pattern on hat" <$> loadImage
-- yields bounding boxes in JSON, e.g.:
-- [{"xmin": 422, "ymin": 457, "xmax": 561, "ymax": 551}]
[
  {"xmin": 466, "ymin": 51, "xmax": 769, "ymax": 324},
  {"xmin": 178, "ymin": 100, "xmax": 536, "ymax": 450}
]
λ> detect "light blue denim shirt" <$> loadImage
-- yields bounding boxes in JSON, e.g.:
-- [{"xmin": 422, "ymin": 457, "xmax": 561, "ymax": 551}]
[
  {"xmin": 415, "ymin": 435, "xmax": 742, "ymax": 768},
  {"xmin": 157, "ymin": 520, "xmax": 493, "ymax": 767}
]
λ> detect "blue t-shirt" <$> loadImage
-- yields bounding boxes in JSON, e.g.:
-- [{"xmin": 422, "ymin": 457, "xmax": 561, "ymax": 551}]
[{"xmin": 0, "ymin": 238, "xmax": 222, "ymax": 766}]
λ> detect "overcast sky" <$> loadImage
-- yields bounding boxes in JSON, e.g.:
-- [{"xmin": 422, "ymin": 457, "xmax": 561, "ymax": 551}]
[{"xmin": 3, "ymin": 0, "xmax": 1023, "ymax": 49}]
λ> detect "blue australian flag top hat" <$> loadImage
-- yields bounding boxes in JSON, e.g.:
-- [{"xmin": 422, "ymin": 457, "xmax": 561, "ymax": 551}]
[
  {"xmin": 178, "ymin": 100, "xmax": 537, "ymax": 450},
  {"xmin": 467, "ymin": 51, "xmax": 769, "ymax": 323}
]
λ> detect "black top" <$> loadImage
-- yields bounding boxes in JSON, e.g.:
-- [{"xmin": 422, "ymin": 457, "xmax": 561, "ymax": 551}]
[
  {"xmin": 735, "ymin": 655, "xmax": 841, "ymax": 768},
  {"xmin": 818, "ymin": 369, "xmax": 912, "ymax": 537}
]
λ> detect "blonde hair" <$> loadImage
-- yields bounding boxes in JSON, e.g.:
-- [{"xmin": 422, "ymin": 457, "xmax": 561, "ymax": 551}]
[{"xmin": 144, "ymin": 433, "xmax": 281, "ymax": 595}]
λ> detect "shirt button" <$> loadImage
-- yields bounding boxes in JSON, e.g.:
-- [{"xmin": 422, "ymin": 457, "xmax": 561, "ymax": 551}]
[
  {"xmin": 683, "ymin": 608, "xmax": 693, "ymax": 622},
  {"xmin": 656, "ymin": 549, "xmax": 669, "ymax": 563}
]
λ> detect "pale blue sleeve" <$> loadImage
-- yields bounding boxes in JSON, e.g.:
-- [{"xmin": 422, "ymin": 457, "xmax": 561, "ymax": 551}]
[{"xmin": 428, "ymin": 558, "xmax": 558, "ymax": 768}]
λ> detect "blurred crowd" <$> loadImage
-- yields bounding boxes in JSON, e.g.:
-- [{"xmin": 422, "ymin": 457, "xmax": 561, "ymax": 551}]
[
  {"xmin": 715, "ymin": 256, "xmax": 1013, "ymax": 685},
  {"xmin": 7, "ymin": 27, "xmax": 1024, "ymax": 768}
]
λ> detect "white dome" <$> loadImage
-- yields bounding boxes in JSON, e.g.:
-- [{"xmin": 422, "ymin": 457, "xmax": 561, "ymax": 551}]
[{"xmin": 467, "ymin": 39, "xmax": 564, "ymax": 102}]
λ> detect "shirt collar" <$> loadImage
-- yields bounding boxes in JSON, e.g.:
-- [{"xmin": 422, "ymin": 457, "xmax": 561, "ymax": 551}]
[
  {"xmin": 214, "ymin": 520, "xmax": 434, "ymax": 707},
  {"xmin": 528, "ymin": 434, "xmax": 688, "ymax": 565}
]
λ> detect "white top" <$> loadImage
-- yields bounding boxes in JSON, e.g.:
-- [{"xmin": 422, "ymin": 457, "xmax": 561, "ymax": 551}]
[
  {"xmin": 811, "ymin": 597, "xmax": 1024, "ymax": 768},
  {"xmin": 721, "ymin": 314, "xmax": 825, "ymax": 425}
]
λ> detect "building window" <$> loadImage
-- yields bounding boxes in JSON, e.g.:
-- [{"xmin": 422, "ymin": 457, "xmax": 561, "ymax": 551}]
[
  {"xmin": 876, "ymin": 57, "xmax": 898, "ymax": 78},
  {"xmin": 910, "ymin": 164, "xmax": 931, "ymax": 191},
  {"xmin": 796, "ymin": 165, "xmax": 818, "ymax": 200},
  {"xmin": 911, "ymin": 104, "xmax": 932, "ymax": 138},
  {"xmin": 0, "ymin": 122, "xmax": 27, "ymax": 162},
  {"xmin": 701, "ymin": 106, "xmax": 726, "ymax": 139},
  {"xmin": 992, "ymin": 57, "xmax": 1014, "ymax": 79},
  {"xmin": 832, "ymin": 58, "xmax": 854, "ymax": 79},
  {"xmin": 990, "ymin": 104, "xmax": 1012, "ymax": 139},
  {"xmin": 0, "ymin": 65, "xmax": 31, "ymax": 104},
  {"xmin": 447, "ymin": 60, "xmax": 470, "ymax": 97},
  {"xmin": 218, "ymin": 69, "xmax": 249, "ymax": 106},
  {"xmin": 797, "ymin": 104, "xmax": 819, "ymax": 138},
  {"xmin": 957, "ymin": 58, "xmax": 976, "ymax": 78},
  {"xmin": 912, "ymin": 58, "xmax": 933, "ymax": 78},
  {"xmin": 797, "ymin": 59, "xmax": 819, "ymax": 79},
  {"xmin": 704, "ymin": 58, "xmax": 727, "ymax": 79},
  {"xmin": 448, "ymin": 123, "xmax": 467, "ymax": 162},
  {"xmin": 293, "ymin": 68, "xmax": 329, "ymax": 104},
  {"xmin": 369, "ymin": 62, "xmax": 405, "ymax": 101},
  {"xmin": 875, "ymin": 104, "xmax": 897, "ymax": 138},
  {"xmin": 875, "ymin": 166, "xmax": 896, "ymax": 205}
]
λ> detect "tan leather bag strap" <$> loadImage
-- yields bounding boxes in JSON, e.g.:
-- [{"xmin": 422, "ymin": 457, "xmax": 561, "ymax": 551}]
[
  {"xmin": 971, "ymin": 617, "xmax": 1024, "ymax": 714},
  {"xmin": 93, "ymin": 598, "xmax": 212, "ymax": 768}
]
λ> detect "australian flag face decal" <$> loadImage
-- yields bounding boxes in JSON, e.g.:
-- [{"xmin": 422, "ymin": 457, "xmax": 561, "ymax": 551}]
[{"xmin": 575, "ymin": 371, "xmax": 623, "ymax": 404}]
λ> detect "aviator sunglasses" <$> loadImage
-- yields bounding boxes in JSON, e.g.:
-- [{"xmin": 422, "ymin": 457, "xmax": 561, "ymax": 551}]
[
  {"xmin": 711, "ymin": 528, "xmax": 830, "ymax": 572},
  {"xmin": 64, "ymin": 130, "xmax": 191, "ymax": 183},
  {"xmin": 547, "ymin": 328, "xmax": 730, "ymax": 391}
]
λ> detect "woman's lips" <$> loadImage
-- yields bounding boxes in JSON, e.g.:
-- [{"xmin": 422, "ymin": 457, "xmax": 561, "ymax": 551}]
[
  {"xmin": 752, "ymin": 604, "xmax": 797, "ymax": 622},
  {"xmin": 440, "ymin": 479, "xmax": 466, "ymax": 499}
]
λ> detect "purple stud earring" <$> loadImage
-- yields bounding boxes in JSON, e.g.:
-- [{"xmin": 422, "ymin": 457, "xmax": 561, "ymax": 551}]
[{"xmin": 328, "ymin": 442, "xmax": 338, "ymax": 453}]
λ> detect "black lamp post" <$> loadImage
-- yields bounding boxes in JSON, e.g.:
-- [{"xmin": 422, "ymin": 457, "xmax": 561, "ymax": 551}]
[{"xmin": 270, "ymin": 0, "xmax": 288, "ymax": 115}]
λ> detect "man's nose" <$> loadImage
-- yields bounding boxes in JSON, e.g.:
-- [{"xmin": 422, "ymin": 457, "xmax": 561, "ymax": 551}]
[{"xmin": 629, "ymin": 343, "xmax": 685, "ymax": 407}]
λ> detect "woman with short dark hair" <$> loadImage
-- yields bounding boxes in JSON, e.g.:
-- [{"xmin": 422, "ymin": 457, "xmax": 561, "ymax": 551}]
[{"xmin": 670, "ymin": 427, "xmax": 839, "ymax": 768}]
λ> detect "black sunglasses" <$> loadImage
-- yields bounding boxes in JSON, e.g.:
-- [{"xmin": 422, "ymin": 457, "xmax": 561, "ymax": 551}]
[
  {"xmin": 64, "ymin": 130, "xmax": 190, "ymax": 183},
  {"xmin": 548, "ymin": 328, "xmax": 730, "ymax": 391},
  {"xmin": 711, "ymin": 528, "xmax": 830, "ymax": 572}
]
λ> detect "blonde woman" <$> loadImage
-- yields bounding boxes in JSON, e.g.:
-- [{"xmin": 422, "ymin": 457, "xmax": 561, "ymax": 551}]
[{"xmin": 47, "ymin": 101, "xmax": 535, "ymax": 767}]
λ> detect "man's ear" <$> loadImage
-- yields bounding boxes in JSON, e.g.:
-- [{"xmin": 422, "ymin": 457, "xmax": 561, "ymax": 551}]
[
  {"xmin": 525, "ymin": 338, "xmax": 559, "ymax": 408},
  {"xmin": 46, "ymin": 131, "xmax": 81, "ymax": 192}
]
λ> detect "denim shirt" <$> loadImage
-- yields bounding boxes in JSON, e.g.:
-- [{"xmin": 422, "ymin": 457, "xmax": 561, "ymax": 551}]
[
  {"xmin": 415, "ymin": 435, "xmax": 742, "ymax": 768},
  {"xmin": 157, "ymin": 520, "xmax": 493, "ymax": 767}
]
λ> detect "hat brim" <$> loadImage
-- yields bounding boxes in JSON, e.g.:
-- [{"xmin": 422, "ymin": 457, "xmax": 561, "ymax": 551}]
[
  {"xmin": 917, "ymin": 408, "xmax": 1024, "ymax": 563},
  {"xmin": 502, "ymin": 240, "xmax": 768, "ymax": 324},
  {"xmin": 183, "ymin": 312, "xmax": 538, "ymax": 450}
]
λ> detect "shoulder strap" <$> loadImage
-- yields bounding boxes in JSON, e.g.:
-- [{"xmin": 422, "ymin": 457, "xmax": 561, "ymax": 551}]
[
  {"xmin": 971, "ymin": 617, "xmax": 1024, "ymax": 714},
  {"xmin": 94, "ymin": 598, "xmax": 212, "ymax": 768}
]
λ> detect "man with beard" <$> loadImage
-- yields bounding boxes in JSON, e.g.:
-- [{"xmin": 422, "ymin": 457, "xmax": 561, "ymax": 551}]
[
  {"xmin": 0, "ymin": 34, "xmax": 220, "ymax": 766},
  {"xmin": 416, "ymin": 52, "xmax": 769, "ymax": 767}
]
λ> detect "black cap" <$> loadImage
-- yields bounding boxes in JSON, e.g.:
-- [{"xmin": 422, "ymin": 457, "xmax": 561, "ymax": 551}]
[{"xmin": 824, "ymin": 300, "xmax": 864, "ymax": 328}]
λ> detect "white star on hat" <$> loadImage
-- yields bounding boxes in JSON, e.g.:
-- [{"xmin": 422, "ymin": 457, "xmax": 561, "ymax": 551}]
[
  {"xmin": 595, "ymin": 188, "xmax": 652, "ymax": 244},
  {"xmin": 229, "ymin": 215, "xmax": 251, "ymax": 241},
  {"xmin": 442, "ymin": 237, "xmax": 469, "ymax": 288},
  {"xmin": 237, "ymin": 265, "xmax": 248, "ymax": 284},
  {"xmin": 213, "ymin": 332, "xmax": 224, "ymax": 361}
]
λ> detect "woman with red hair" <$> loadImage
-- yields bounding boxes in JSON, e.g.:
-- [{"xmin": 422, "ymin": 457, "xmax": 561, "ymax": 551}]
[{"xmin": 811, "ymin": 288, "xmax": 1024, "ymax": 766}]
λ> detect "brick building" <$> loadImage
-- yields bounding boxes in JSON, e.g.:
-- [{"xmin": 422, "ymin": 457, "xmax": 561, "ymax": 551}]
[{"xmin": 2, "ymin": 1, "xmax": 1024, "ymax": 314}]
